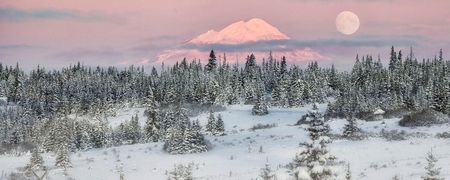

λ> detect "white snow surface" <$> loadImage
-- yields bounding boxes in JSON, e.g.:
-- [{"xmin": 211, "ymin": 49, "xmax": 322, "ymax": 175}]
[
  {"xmin": 373, "ymin": 108, "xmax": 385, "ymax": 115},
  {"xmin": 1, "ymin": 103, "xmax": 450, "ymax": 179},
  {"xmin": 188, "ymin": 18, "xmax": 289, "ymax": 45}
]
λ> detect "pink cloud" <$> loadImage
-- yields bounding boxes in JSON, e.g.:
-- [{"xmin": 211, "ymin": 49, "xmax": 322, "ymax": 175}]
[
  {"xmin": 155, "ymin": 47, "xmax": 328, "ymax": 65},
  {"xmin": 118, "ymin": 58, "xmax": 152, "ymax": 65}
]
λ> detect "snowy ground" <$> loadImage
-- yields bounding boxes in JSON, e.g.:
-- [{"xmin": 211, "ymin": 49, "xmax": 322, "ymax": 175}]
[{"xmin": 1, "ymin": 104, "xmax": 450, "ymax": 180}]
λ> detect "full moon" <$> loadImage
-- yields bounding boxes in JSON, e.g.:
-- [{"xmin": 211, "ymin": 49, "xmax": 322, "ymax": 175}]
[{"xmin": 336, "ymin": 11, "xmax": 360, "ymax": 35}]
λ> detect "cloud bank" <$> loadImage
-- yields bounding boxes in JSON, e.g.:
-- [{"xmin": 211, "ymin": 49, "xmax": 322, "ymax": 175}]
[{"xmin": 0, "ymin": 7, "xmax": 124, "ymax": 23}]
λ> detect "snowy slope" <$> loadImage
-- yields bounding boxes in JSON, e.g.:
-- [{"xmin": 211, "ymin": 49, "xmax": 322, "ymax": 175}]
[
  {"xmin": 1, "ymin": 104, "xmax": 449, "ymax": 180},
  {"xmin": 156, "ymin": 18, "xmax": 327, "ymax": 64},
  {"xmin": 188, "ymin": 18, "xmax": 289, "ymax": 45}
]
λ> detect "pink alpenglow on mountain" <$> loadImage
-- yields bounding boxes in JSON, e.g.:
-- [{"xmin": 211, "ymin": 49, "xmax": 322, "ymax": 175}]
[
  {"xmin": 188, "ymin": 18, "xmax": 289, "ymax": 45},
  {"xmin": 157, "ymin": 18, "xmax": 327, "ymax": 64}
]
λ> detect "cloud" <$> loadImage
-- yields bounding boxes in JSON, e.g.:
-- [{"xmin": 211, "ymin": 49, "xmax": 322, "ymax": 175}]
[
  {"xmin": 52, "ymin": 48, "xmax": 123, "ymax": 60},
  {"xmin": 156, "ymin": 47, "xmax": 328, "ymax": 65},
  {"xmin": 119, "ymin": 58, "xmax": 153, "ymax": 65},
  {"xmin": 0, "ymin": 44, "xmax": 35, "ymax": 50},
  {"xmin": 155, "ymin": 34, "xmax": 419, "ymax": 65},
  {"xmin": 182, "ymin": 35, "xmax": 418, "ymax": 52},
  {"xmin": 295, "ymin": 35, "xmax": 418, "ymax": 47},
  {"xmin": 0, "ymin": 6, "xmax": 125, "ymax": 23},
  {"xmin": 130, "ymin": 35, "xmax": 182, "ymax": 53}
]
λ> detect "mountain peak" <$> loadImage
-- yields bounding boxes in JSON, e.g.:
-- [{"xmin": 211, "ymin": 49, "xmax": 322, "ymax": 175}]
[
  {"xmin": 188, "ymin": 18, "xmax": 289, "ymax": 45},
  {"xmin": 247, "ymin": 18, "xmax": 270, "ymax": 25}
]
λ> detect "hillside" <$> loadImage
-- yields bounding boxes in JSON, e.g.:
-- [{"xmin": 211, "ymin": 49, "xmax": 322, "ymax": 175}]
[{"xmin": 1, "ymin": 103, "xmax": 449, "ymax": 179}]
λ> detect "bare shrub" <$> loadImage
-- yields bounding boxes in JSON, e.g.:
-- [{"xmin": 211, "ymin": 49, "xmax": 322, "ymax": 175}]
[
  {"xmin": 380, "ymin": 129, "xmax": 407, "ymax": 141},
  {"xmin": 249, "ymin": 123, "xmax": 277, "ymax": 131},
  {"xmin": 436, "ymin": 132, "xmax": 450, "ymax": 139},
  {"xmin": 399, "ymin": 109, "xmax": 449, "ymax": 127}
]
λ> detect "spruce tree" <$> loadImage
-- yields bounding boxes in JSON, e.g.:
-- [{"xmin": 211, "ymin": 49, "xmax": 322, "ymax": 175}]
[
  {"xmin": 91, "ymin": 115, "xmax": 109, "ymax": 148},
  {"xmin": 206, "ymin": 78, "xmax": 219, "ymax": 105},
  {"xmin": 329, "ymin": 64, "xmax": 339, "ymax": 90},
  {"xmin": 144, "ymin": 90, "xmax": 160, "ymax": 142},
  {"xmin": 129, "ymin": 114, "xmax": 141, "ymax": 144},
  {"xmin": 272, "ymin": 76, "xmax": 289, "ymax": 107},
  {"xmin": 49, "ymin": 116, "xmax": 73, "ymax": 172},
  {"xmin": 163, "ymin": 128, "xmax": 184, "ymax": 154},
  {"xmin": 167, "ymin": 164, "xmax": 194, "ymax": 180},
  {"xmin": 214, "ymin": 114, "xmax": 225, "ymax": 136},
  {"xmin": 244, "ymin": 54, "xmax": 257, "ymax": 78},
  {"xmin": 163, "ymin": 110, "xmax": 208, "ymax": 154},
  {"xmin": 206, "ymin": 112, "xmax": 216, "ymax": 134},
  {"xmin": 74, "ymin": 120, "xmax": 92, "ymax": 150},
  {"xmin": 252, "ymin": 91, "xmax": 269, "ymax": 116},
  {"xmin": 288, "ymin": 78, "xmax": 304, "ymax": 107},
  {"xmin": 25, "ymin": 148, "xmax": 45, "ymax": 175},
  {"xmin": 342, "ymin": 114, "xmax": 362, "ymax": 140},
  {"xmin": 289, "ymin": 110, "xmax": 335, "ymax": 180},
  {"xmin": 144, "ymin": 108, "xmax": 160, "ymax": 142},
  {"xmin": 422, "ymin": 150, "xmax": 443, "ymax": 180},
  {"xmin": 164, "ymin": 125, "xmax": 208, "ymax": 154},
  {"xmin": 181, "ymin": 126, "xmax": 208, "ymax": 154},
  {"xmin": 55, "ymin": 145, "xmax": 71, "ymax": 170},
  {"xmin": 205, "ymin": 50, "xmax": 217, "ymax": 72},
  {"xmin": 259, "ymin": 163, "xmax": 275, "ymax": 180}
]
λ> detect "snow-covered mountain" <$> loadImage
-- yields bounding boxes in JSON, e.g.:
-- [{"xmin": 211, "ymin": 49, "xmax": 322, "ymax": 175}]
[
  {"xmin": 188, "ymin": 18, "xmax": 289, "ymax": 45},
  {"xmin": 156, "ymin": 18, "xmax": 327, "ymax": 64}
]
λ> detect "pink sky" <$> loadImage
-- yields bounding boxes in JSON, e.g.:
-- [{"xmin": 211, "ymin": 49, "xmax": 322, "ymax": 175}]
[{"xmin": 1, "ymin": 0, "xmax": 449, "ymax": 70}]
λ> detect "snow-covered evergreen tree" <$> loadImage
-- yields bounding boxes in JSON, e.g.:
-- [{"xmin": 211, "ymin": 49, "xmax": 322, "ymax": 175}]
[
  {"xmin": 167, "ymin": 164, "xmax": 194, "ymax": 180},
  {"xmin": 25, "ymin": 148, "xmax": 45, "ymax": 175},
  {"xmin": 163, "ymin": 128, "xmax": 184, "ymax": 153},
  {"xmin": 259, "ymin": 163, "xmax": 275, "ymax": 180},
  {"xmin": 208, "ymin": 79, "xmax": 220, "ymax": 105},
  {"xmin": 54, "ymin": 118, "xmax": 72, "ymax": 171},
  {"xmin": 206, "ymin": 112, "xmax": 216, "ymax": 134},
  {"xmin": 91, "ymin": 115, "xmax": 109, "ymax": 148},
  {"xmin": 214, "ymin": 114, "xmax": 225, "ymax": 136},
  {"xmin": 205, "ymin": 113, "xmax": 225, "ymax": 136},
  {"xmin": 73, "ymin": 120, "xmax": 92, "ymax": 150},
  {"xmin": 144, "ymin": 90, "xmax": 160, "ymax": 142},
  {"xmin": 205, "ymin": 50, "xmax": 217, "ymax": 73},
  {"xmin": 288, "ymin": 66, "xmax": 305, "ymax": 107},
  {"xmin": 252, "ymin": 91, "xmax": 269, "ymax": 116},
  {"xmin": 422, "ymin": 150, "xmax": 443, "ymax": 180},
  {"xmin": 289, "ymin": 110, "xmax": 335, "ymax": 180},
  {"xmin": 164, "ymin": 125, "xmax": 208, "ymax": 154},
  {"xmin": 144, "ymin": 111, "xmax": 160, "ymax": 143},
  {"xmin": 272, "ymin": 76, "xmax": 289, "ymax": 107},
  {"xmin": 342, "ymin": 114, "xmax": 363, "ymax": 140},
  {"xmin": 180, "ymin": 125, "xmax": 208, "ymax": 154},
  {"xmin": 216, "ymin": 84, "xmax": 232, "ymax": 105},
  {"xmin": 55, "ymin": 144, "xmax": 71, "ymax": 170},
  {"xmin": 129, "ymin": 114, "xmax": 142, "ymax": 144},
  {"xmin": 163, "ymin": 109, "xmax": 208, "ymax": 154}
]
